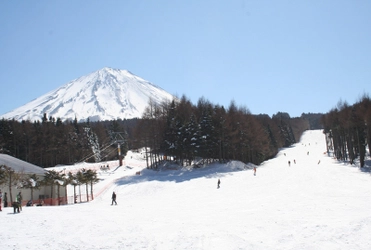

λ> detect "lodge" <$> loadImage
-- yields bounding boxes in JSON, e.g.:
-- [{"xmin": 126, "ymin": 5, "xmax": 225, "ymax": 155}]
[{"xmin": 0, "ymin": 154, "xmax": 66, "ymax": 206}]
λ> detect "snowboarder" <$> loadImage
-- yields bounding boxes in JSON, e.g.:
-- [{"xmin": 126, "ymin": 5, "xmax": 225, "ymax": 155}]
[
  {"xmin": 111, "ymin": 191, "xmax": 117, "ymax": 205},
  {"xmin": 217, "ymin": 179, "xmax": 221, "ymax": 189},
  {"xmin": 253, "ymin": 167, "xmax": 257, "ymax": 176}
]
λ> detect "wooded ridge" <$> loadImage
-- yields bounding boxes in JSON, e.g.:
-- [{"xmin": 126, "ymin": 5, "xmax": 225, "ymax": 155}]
[{"xmin": 0, "ymin": 96, "xmax": 325, "ymax": 168}]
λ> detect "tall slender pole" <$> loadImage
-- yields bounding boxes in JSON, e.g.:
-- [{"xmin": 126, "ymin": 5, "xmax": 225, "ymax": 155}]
[{"xmin": 118, "ymin": 143, "xmax": 123, "ymax": 166}]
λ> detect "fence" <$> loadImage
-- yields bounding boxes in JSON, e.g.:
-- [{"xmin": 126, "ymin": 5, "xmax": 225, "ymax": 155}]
[
  {"xmin": 42, "ymin": 194, "xmax": 94, "ymax": 205},
  {"xmin": 2, "ymin": 194, "xmax": 94, "ymax": 207}
]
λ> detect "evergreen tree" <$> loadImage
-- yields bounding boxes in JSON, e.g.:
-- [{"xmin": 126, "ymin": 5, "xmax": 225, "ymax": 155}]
[
  {"xmin": 20, "ymin": 173, "xmax": 41, "ymax": 202},
  {"xmin": 184, "ymin": 114, "xmax": 199, "ymax": 165}
]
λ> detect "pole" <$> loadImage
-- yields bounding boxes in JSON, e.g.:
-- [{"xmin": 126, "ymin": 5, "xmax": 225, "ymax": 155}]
[{"xmin": 118, "ymin": 143, "xmax": 123, "ymax": 166}]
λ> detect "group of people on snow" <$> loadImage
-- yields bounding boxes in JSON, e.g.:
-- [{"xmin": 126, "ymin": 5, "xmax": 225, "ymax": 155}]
[
  {"xmin": 100, "ymin": 164, "xmax": 110, "ymax": 171},
  {"xmin": 0, "ymin": 190, "xmax": 23, "ymax": 213}
]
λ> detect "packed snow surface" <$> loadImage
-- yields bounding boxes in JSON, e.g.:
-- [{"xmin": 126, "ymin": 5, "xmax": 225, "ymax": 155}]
[{"xmin": 1, "ymin": 130, "xmax": 371, "ymax": 249}]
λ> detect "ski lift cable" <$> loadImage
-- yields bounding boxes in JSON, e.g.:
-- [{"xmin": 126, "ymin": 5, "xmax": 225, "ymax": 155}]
[{"xmin": 78, "ymin": 140, "xmax": 121, "ymax": 163}]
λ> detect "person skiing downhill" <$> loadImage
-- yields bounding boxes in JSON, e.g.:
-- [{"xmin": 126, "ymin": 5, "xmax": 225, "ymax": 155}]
[
  {"xmin": 217, "ymin": 179, "xmax": 221, "ymax": 189},
  {"xmin": 111, "ymin": 191, "xmax": 117, "ymax": 205},
  {"xmin": 253, "ymin": 167, "xmax": 257, "ymax": 176}
]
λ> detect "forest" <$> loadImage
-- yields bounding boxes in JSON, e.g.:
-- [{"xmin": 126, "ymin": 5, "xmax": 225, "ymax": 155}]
[
  {"xmin": 0, "ymin": 96, "xmax": 321, "ymax": 169},
  {"xmin": 0, "ymin": 113, "xmax": 131, "ymax": 168},
  {"xmin": 321, "ymin": 95, "xmax": 371, "ymax": 168}
]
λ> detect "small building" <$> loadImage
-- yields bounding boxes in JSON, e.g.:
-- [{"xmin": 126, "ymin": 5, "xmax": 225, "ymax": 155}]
[{"xmin": 0, "ymin": 154, "xmax": 66, "ymax": 206}]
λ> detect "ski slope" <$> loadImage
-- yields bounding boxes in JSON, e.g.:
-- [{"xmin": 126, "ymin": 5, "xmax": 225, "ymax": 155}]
[{"xmin": 1, "ymin": 130, "xmax": 371, "ymax": 249}]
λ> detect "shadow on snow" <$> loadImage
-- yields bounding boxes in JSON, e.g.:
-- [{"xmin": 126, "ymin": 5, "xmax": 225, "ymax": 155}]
[{"xmin": 114, "ymin": 161, "xmax": 253, "ymax": 187}]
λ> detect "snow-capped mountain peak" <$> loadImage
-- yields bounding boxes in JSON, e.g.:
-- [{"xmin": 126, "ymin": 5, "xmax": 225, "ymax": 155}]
[{"xmin": 1, "ymin": 68, "xmax": 175, "ymax": 122}]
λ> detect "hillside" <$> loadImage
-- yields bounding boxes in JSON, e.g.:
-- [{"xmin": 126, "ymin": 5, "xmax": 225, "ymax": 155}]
[
  {"xmin": 1, "ymin": 67, "xmax": 175, "ymax": 122},
  {"xmin": 1, "ymin": 130, "xmax": 371, "ymax": 249}
]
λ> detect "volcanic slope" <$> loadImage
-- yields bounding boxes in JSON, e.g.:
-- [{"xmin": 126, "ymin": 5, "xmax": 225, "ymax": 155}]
[{"xmin": 1, "ymin": 67, "xmax": 175, "ymax": 122}]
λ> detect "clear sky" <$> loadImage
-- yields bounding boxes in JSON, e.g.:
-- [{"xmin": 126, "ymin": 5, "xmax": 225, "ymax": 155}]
[{"xmin": 1, "ymin": 0, "xmax": 370, "ymax": 118}]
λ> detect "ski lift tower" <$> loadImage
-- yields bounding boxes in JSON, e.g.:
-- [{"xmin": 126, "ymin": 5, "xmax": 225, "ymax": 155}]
[{"xmin": 111, "ymin": 132, "xmax": 126, "ymax": 166}]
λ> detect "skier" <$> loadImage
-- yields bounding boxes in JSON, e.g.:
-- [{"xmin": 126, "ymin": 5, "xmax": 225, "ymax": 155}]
[
  {"xmin": 217, "ymin": 179, "xmax": 221, "ymax": 189},
  {"xmin": 288, "ymin": 161, "xmax": 291, "ymax": 167},
  {"xmin": 111, "ymin": 191, "xmax": 117, "ymax": 205},
  {"xmin": 253, "ymin": 167, "xmax": 257, "ymax": 176}
]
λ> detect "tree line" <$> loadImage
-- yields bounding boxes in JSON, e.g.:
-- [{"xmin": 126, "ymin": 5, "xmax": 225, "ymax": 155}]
[
  {"xmin": 321, "ymin": 95, "xmax": 371, "ymax": 168},
  {"xmin": 1, "ymin": 97, "xmax": 322, "ymax": 169},
  {"xmin": 133, "ymin": 96, "xmax": 317, "ymax": 169},
  {"xmin": 0, "ymin": 114, "xmax": 129, "ymax": 168}
]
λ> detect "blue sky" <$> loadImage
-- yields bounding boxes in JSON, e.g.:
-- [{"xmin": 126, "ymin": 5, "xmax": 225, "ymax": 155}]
[{"xmin": 1, "ymin": 0, "xmax": 370, "ymax": 118}]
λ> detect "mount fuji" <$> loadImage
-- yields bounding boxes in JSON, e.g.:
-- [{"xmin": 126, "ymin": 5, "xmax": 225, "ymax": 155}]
[{"xmin": 1, "ymin": 67, "xmax": 175, "ymax": 122}]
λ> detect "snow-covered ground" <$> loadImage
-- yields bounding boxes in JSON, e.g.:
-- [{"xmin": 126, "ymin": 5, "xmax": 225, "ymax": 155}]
[{"xmin": 1, "ymin": 130, "xmax": 371, "ymax": 250}]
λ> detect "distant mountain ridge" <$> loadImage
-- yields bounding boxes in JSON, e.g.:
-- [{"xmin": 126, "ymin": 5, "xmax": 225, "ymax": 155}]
[{"xmin": 1, "ymin": 67, "xmax": 175, "ymax": 122}]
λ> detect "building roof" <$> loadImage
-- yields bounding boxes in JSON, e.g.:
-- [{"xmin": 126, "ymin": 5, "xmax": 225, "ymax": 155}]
[{"xmin": 0, "ymin": 154, "xmax": 46, "ymax": 175}]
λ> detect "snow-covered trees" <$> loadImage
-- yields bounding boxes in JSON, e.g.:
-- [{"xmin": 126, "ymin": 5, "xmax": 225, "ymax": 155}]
[
  {"xmin": 81, "ymin": 168, "xmax": 99, "ymax": 201},
  {"xmin": 42, "ymin": 170, "xmax": 62, "ymax": 204},
  {"xmin": 138, "ymin": 96, "xmax": 309, "ymax": 168},
  {"xmin": 20, "ymin": 174, "xmax": 41, "ymax": 202},
  {"xmin": 63, "ymin": 169, "xmax": 99, "ymax": 203},
  {"xmin": 0, "ymin": 95, "xmax": 317, "ymax": 170}
]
